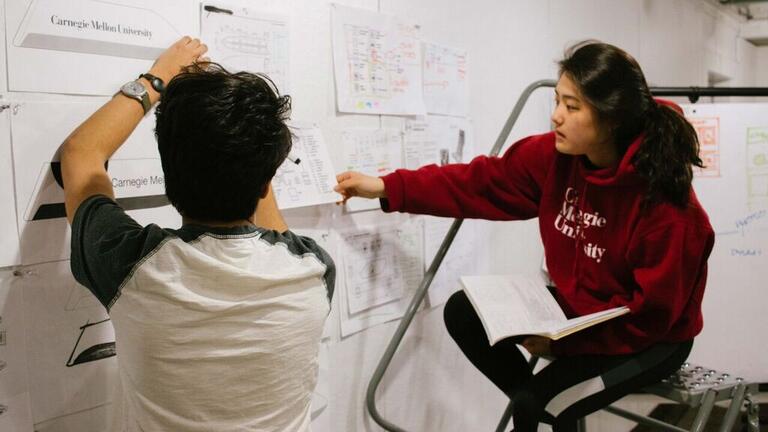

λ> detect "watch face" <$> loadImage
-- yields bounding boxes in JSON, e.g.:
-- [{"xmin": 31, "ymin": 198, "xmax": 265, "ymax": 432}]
[{"xmin": 121, "ymin": 80, "xmax": 146, "ymax": 97}]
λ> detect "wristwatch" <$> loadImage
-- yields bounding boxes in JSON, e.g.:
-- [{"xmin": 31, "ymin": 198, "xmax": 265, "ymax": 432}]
[
  {"xmin": 119, "ymin": 80, "xmax": 151, "ymax": 114},
  {"xmin": 139, "ymin": 73, "xmax": 166, "ymax": 94}
]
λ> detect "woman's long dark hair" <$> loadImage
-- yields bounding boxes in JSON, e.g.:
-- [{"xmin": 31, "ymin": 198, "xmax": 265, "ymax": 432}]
[{"xmin": 558, "ymin": 41, "xmax": 704, "ymax": 207}]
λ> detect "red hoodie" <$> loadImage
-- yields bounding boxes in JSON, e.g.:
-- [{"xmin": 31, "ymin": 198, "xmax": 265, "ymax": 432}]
[{"xmin": 381, "ymin": 131, "xmax": 714, "ymax": 356}]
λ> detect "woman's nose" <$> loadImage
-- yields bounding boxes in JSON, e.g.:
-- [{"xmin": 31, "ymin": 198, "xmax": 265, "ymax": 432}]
[{"xmin": 551, "ymin": 110, "xmax": 563, "ymax": 126}]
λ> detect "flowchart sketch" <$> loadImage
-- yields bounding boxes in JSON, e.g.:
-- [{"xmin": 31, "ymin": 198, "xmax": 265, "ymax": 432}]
[
  {"xmin": 6, "ymin": 0, "xmax": 197, "ymax": 95},
  {"xmin": 689, "ymin": 117, "xmax": 721, "ymax": 177},
  {"xmin": 331, "ymin": 4, "xmax": 425, "ymax": 115},
  {"xmin": 18, "ymin": 260, "xmax": 117, "ymax": 425},
  {"xmin": 422, "ymin": 42, "xmax": 469, "ymax": 117},
  {"xmin": 273, "ymin": 125, "xmax": 338, "ymax": 210},
  {"xmin": 342, "ymin": 228, "xmax": 404, "ymax": 314},
  {"xmin": 338, "ymin": 220, "xmax": 423, "ymax": 336},
  {"xmin": 0, "ymin": 271, "xmax": 35, "ymax": 432},
  {"xmin": 404, "ymin": 116, "xmax": 476, "ymax": 169},
  {"xmin": 340, "ymin": 129, "xmax": 403, "ymax": 212},
  {"xmin": 200, "ymin": 3, "xmax": 290, "ymax": 93},
  {"xmin": 10, "ymin": 98, "xmax": 178, "ymax": 265},
  {"xmin": 0, "ymin": 105, "xmax": 20, "ymax": 267}
]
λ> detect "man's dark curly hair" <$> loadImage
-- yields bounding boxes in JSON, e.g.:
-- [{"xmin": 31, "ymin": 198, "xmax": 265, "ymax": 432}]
[{"xmin": 154, "ymin": 63, "xmax": 291, "ymax": 222}]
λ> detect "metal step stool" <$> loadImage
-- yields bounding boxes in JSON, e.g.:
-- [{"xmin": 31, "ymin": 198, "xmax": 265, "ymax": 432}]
[{"xmin": 604, "ymin": 362, "xmax": 760, "ymax": 432}]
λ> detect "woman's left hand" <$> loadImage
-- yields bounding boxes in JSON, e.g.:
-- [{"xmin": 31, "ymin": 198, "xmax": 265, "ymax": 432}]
[{"xmin": 521, "ymin": 336, "xmax": 552, "ymax": 356}]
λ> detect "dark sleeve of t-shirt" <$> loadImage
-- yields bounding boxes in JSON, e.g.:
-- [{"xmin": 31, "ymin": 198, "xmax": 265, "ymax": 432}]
[
  {"xmin": 259, "ymin": 230, "xmax": 336, "ymax": 302},
  {"xmin": 70, "ymin": 195, "xmax": 172, "ymax": 310}
]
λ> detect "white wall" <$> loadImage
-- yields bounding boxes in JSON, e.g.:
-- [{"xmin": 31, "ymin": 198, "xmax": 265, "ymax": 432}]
[{"xmin": 755, "ymin": 46, "xmax": 768, "ymax": 87}]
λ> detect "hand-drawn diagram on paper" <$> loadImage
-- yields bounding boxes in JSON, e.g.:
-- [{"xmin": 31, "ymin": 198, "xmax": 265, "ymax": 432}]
[
  {"xmin": 200, "ymin": 3, "xmax": 290, "ymax": 93},
  {"xmin": 272, "ymin": 125, "xmax": 337, "ymax": 210},
  {"xmin": 342, "ymin": 228, "xmax": 404, "ymax": 314},
  {"xmin": 747, "ymin": 127, "xmax": 768, "ymax": 210},
  {"xmin": 338, "ymin": 221, "xmax": 423, "ymax": 336},
  {"xmin": 341, "ymin": 129, "xmax": 403, "ymax": 212},
  {"xmin": 331, "ymin": 4, "xmax": 425, "ymax": 115},
  {"xmin": 422, "ymin": 42, "xmax": 468, "ymax": 117},
  {"xmin": 19, "ymin": 260, "xmax": 117, "ymax": 426},
  {"xmin": 404, "ymin": 116, "xmax": 475, "ymax": 169},
  {"xmin": 11, "ymin": 99, "xmax": 178, "ymax": 265},
  {"xmin": 6, "ymin": 0, "xmax": 196, "ymax": 95},
  {"xmin": 689, "ymin": 117, "xmax": 720, "ymax": 177}
]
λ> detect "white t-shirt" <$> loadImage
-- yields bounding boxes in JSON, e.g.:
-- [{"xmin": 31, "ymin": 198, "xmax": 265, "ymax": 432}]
[{"xmin": 71, "ymin": 196, "xmax": 334, "ymax": 432}]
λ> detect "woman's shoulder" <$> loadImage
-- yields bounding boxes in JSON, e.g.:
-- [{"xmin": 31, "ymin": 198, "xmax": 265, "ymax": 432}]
[{"xmin": 503, "ymin": 131, "xmax": 557, "ymax": 159}]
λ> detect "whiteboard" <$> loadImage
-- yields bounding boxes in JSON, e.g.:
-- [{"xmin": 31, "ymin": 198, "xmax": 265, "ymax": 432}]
[{"xmin": 682, "ymin": 102, "xmax": 768, "ymax": 382}]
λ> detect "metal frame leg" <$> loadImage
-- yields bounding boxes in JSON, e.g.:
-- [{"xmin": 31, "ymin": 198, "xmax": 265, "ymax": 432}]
[
  {"xmin": 603, "ymin": 405, "xmax": 688, "ymax": 432},
  {"xmin": 690, "ymin": 388, "xmax": 718, "ymax": 432},
  {"xmin": 718, "ymin": 383, "xmax": 747, "ymax": 432},
  {"xmin": 746, "ymin": 392, "xmax": 761, "ymax": 432}
]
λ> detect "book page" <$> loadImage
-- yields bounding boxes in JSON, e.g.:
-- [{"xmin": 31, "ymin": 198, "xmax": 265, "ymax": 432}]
[
  {"xmin": 460, "ymin": 274, "xmax": 566, "ymax": 344},
  {"xmin": 551, "ymin": 306, "xmax": 630, "ymax": 340}
]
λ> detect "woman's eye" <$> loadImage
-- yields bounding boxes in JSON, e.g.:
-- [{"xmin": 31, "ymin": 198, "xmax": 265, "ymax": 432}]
[{"xmin": 566, "ymin": 105, "xmax": 577, "ymax": 111}]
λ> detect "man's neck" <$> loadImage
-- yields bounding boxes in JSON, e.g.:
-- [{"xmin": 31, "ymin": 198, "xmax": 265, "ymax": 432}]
[{"xmin": 182, "ymin": 217, "xmax": 254, "ymax": 228}]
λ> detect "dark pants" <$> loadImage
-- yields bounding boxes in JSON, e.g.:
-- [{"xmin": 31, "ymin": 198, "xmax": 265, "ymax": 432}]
[{"xmin": 443, "ymin": 291, "xmax": 692, "ymax": 432}]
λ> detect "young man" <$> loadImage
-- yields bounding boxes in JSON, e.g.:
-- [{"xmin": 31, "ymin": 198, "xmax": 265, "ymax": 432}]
[{"xmin": 61, "ymin": 37, "xmax": 334, "ymax": 432}]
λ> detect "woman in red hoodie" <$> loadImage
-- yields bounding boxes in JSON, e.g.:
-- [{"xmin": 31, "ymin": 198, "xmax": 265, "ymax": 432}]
[{"xmin": 335, "ymin": 41, "xmax": 713, "ymax": 431}]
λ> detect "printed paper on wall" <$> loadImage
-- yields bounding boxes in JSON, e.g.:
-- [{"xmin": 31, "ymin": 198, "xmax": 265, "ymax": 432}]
[
  {"xmin": 11, "ymin": 98, "xmax": 179, "ymax": 265},
  {"xmin": 331, "ymin": 4, "xmax": 425, "ymax": 115},
  {"xmin": 5, "ymin": 0, "xmax": 197, "ymax": 95}
]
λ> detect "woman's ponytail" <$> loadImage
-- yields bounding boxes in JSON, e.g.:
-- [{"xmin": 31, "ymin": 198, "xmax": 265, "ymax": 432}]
[{"xmin": 633, "ymin": 104, "xmax": 703, "ymax": 207}]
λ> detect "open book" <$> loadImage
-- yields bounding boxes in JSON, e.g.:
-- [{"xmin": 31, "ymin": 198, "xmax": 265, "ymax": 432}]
[{"xmin": 460, "ymin": 274, "xmax": 629, "ymax": 345}]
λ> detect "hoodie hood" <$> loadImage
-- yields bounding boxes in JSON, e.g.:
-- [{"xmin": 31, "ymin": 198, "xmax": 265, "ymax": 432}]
[{"xmin": 578, "ymin": 133, "xmax": 646, "ymax": 188}]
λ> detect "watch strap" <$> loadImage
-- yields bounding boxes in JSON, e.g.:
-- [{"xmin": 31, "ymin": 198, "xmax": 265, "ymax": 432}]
[
  {"xmin": 138, "ymin": 90, "xmax": 151, "ymax": 114},
  {"xmin": 139, "ymin": 73, "xmax": 166, "ymax": 94}
]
